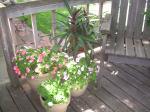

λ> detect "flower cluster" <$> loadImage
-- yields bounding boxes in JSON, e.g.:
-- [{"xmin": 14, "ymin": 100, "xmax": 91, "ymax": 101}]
[{"xmin": 13, "ymin": 47, "xmax": 70, "ymax": 79}]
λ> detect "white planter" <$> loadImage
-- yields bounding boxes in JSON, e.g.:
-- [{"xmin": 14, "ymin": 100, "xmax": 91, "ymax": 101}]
[
  {"xmin": 71, "ymin": 84, "xmax": 88, "ymax": 97},
  {"xmin": 40, "ymin": 96, "xmax": 70, "ymax": 112}
]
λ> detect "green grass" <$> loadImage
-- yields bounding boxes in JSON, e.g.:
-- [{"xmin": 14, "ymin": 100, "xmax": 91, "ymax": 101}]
[{"xmin": 20, "ymin": 8, "xmax": 69, "ymax": 34}]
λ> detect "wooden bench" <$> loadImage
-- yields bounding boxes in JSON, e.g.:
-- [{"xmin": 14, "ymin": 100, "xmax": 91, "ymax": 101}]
[{"xmin": 105, "ymin": 0, "xmax": 150, "ymax": 66}]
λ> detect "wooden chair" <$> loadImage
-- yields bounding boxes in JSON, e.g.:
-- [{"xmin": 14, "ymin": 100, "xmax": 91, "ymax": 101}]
[{"xmin": 105, "ymin": 0, "xmax": 150, "ymax": 67}]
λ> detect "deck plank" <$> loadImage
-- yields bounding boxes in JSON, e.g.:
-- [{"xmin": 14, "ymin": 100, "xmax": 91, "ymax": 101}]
[
  {"xmin": 0, "ymin": 85, "xmax": 19, "ymax": 112},
  {"xmin": 88, "ymin": 86, "xmax": 133, "ymax": 112},
  {"xmin": 103, "ymin": 67, "xmax": 150, "ymax": 110},
  {"xmin": 111, "ymin": 63, "xmax": 150, "ymax": 95},
  {"xmin": 102, "ymin": 78, "xmax": 150, "ymax": 112},
  {"xmin": 81, "ymin": 90, "xmax": 113, "ymax": 112},
  {"xmin": 67, "ymin": 105, "xmax": 76, "ymax": 112},
  {"xmin": 7, "ymin": 85, "xmax": 37, "ymax": 112},
  {"xmin": 129, "ymin": 65, "xmax": 150, "ymax": 80},
  {"xmin": 114, "ymin": 64, "xmax": 150, "ymax": 87},
  {"xmin": 21, "ymin": 83, "xmax": 46, "ymax": 112},
  {"xmin": 71, "ymin": 97, "xmax": 90, "ymax": 112}
]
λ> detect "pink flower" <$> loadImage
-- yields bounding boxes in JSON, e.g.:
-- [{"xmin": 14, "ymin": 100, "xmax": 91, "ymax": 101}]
[
  {"xmin": 41, "ymin": 51, "xmax": 46, "ymax": 57},
  {"xmin": 37, "ymin": 54, "xmax": 43, "ymax": 63},
  {"xmin": 31, "ymin": 76, "xmax": 35, "ymax": 80},
  {"xmin": 21, "ymin": 50, "xmax": 26, "ymax": 56},
  {"xmin": 26, "ymin": 67, "xmax": 30, "ymax": 73},
  {"xmin": 13, "ymin": 66, "xmax": 21, "ymax": 75},
  {"xmin": 26, "ymin": 56, "xmax": 35, "ymax": 63},
  {"xmin": 45, "ymin": 64, "xmax": 49, "ymax": 69}
]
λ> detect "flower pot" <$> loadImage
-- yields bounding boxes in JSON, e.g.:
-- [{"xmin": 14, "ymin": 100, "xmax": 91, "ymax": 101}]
[
  {"xmin": 27, "ymin": 74, "xmax": 49, "ymax": 91},
  {"xmin": 71, "ymin": 84, "xmax": 88, "ymax": 97},
  {"xmin": 40, "ymin": 96, "xmax": 70, "ymax": 112}
]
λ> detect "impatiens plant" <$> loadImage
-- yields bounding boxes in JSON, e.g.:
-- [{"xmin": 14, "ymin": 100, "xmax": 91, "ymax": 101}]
[
  {"xmin": 37, "ymin": 77, "xmax": 70, "ymax": 106},
  {"xmin": 13, "ymin": 46, "xmax": 71, "ymax": 79}
]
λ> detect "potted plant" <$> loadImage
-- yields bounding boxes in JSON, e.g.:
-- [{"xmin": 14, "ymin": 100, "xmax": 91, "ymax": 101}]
[
  {"xmin": 56, "ymin": 0, "xmax": 98, "ymax": 58},
  {"xmin": 66, "ymin": 56, "xmax": 97, "ymax": 97},
  {"xmin": 37, "ymin": 73, "xmax": 71, "ymax": 112}
]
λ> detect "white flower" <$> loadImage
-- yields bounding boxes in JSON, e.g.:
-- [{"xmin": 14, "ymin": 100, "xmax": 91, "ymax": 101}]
[
  {"xmin": 63, "ymin": 72, "xmax": 69, "ymax": 80},
  {"xmin": 81, "ymin": 66, "xmax": 84, "ymax": 71},
  {"xmin": 77, "ymin": 70, "xmax": 81, "ymax": 75},
  {"xmin": 88, "ymin": 68, "xmax": 94, "ymax": 72},
  {"xmin": 48, "ymin": 102, "xmax": 53, "ymax": 107}
]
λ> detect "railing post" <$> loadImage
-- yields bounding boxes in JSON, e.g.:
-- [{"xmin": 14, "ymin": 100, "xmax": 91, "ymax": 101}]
[
  {"xmin": 99, "ymin": 0, "xmax": 104, "ymax": 22},
  {"xmin": 51, "ymin": 10, "xmax": 57, "ymax": 43},
  {"xmin": 8, "ymin": 18, "xmax": 17, "ymax": 56},
  {"xmin": 0, "ymin": 8, "xmax": 19, "ymax": 87},
  {"xmin": 86, "ymin": 4, "xmax": 89, "ymax": 14},
  {"xmin": 31, "ymin": 14, "xmax": 39, "ymax": 48}
]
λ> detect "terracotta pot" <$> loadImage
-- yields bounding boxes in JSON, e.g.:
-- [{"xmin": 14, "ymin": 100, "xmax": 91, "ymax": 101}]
[
  {"xmin": 71, "ymin": 84, "xmax": 88, "ymax": 97},
  {"xmin": 40, "ymin": 96, "xmax": 70, "ymax": 112},
  {"xmin": 27, "ymin": 74, "xmax": 49, "ymax": 91}
]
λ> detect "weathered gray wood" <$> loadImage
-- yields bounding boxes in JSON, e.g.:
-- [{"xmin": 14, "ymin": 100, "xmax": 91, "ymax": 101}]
[
  {"xmin": 143, "ymin": 0, "xmax": 150, "ymax": 39},
  {"xmin": 67, "ymin": 106, "xmax": 76, "ymax": 112},
  {"xmin": 102, "ymin": 78, "xmax": 150, "ymax": 112},
  {"xmin": 126, "ymin": 0, "xmax": 139, "ymax": 39},
  {"xmin": 142, "ymin": 40, "xmax": 150, "ymax": 59},
  {"xmin": 7, "ymin": 84, "xmax": 37, "ymax": 112},
  {"xmin": 8, "ymin": 18, "xmax": 17, "ymax": 56},
  {"xmin": 0, "ymin": 85, "xmax": 19, "ymax": 112},
  {"xmin": 51, "ymin": 10, "xmax": 56, "ymax": 43},
  {"xmin": 134, "ymin": 39, "xmax": 146, "ymax": 58},
  {"xmin": 81, "ymin": 90, "xmax": 113, "ymax": 112},
  {"xmin": 129, "ymin": 65, "xmax": 150, "ymax": 80},
  {"xmin": 110, "ymin": 0, "xmax": 119, "ymax": 37},
  {"xmin": 115, "ymin": 0, "xmax": 128, "ymax": 55},
  {"xmin": 134, "ymin": 0, "xmax": 146, "ymax": 39},
  {"xmin": 125, "ymin": 38, "xmax": 135, "ymax": 56},
  {"xmin": 110, "ymin": 63, "xmax": 150, "ymax": 95},
  {"xmin": 0, "ymin": 8, "xmax": 19, "ymax": 87},
  {"xmin": 31, "ymin": 14, "xmax": 39, "ymax": 48},
  {"xmin": 71, "ymin": 97, "xmax": 90, "ymax": 112},
  {"xmin": 106, "ymin": 0, "xmax": 119, "ymax": 54},
  {"xmin": 86, "ymin": 4, "xmax": 89, "ymax": 14},
  {"xmin": 108, "ymin": 54, "xmax": 150, "ymax": 67},
  {"xmin": 6, "ymin": 0, "xmax": 99, "ymax": 18},
  {"xmin": 103, "ymin": 67, "xmax": 150, "ymax": 110},
  {"xmin": 88, "ymin": 86, "xmax": 133, "ymax": 112},
  {"xmin": 21, "ymin": 82, "xmax": 46, "ymax": 112}
]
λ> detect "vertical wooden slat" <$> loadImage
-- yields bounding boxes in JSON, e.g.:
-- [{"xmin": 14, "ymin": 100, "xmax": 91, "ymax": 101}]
[
  {"xmin": 99, "ymin": 0, "xmax": 103, "ymax": 22},
  {"xmin": 86, "ymin": 4, "xmax": 89, "ymax": 14},
  {"xmin": 0, "ymin": 8, "xmax": 19, "ymax": 87},
  {"xmin": 134, "ymin": 0, "xmax": 146, "ymax": 39},
  {"xmin": 51, "ymin": 10, "xmax": 56, "ymax": 43},
  {"xmin": 110, "ymin": 0, "xmax": 120, "ymax": 37},
  {"xmin": 143, "ymin": 0, "xmax": 150, "ymax": 39},
  {"xmin": 31, "ymin": 14, "xmax": 39, "ymax": 48},
  {"xmin": 105, "ymin": 0, "xmax": 120, "ymax": 54},
  {"xmin": 115, "ymin": 0, "xmax": 128, "ymax": 55},
  {"xmin": 8, "ymin": 18, "xmax": 17, "ymax": 56},
  {"xmin": 126, "ymin": 0, "xmax": 139, "ymax": 56}
]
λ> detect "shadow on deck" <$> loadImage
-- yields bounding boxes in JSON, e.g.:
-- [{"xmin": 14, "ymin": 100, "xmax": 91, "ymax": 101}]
[{"xmin": 0, "ymin": 63, "xmax": 150, "ymax": 112}]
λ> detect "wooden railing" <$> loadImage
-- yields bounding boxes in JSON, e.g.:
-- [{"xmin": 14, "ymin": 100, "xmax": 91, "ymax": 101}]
[{"xmin": 0, "ymin": 0, "xmax": 106, "ymax": 87}]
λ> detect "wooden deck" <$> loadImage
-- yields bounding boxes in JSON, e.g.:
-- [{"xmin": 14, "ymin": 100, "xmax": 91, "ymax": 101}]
[{"xmin": 0, "ymin": 63, "xmax": 150, "ymax": 112}]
